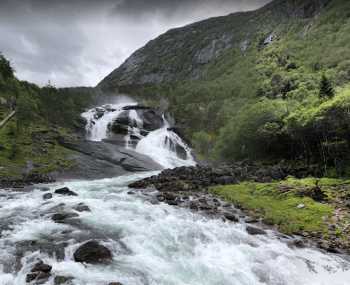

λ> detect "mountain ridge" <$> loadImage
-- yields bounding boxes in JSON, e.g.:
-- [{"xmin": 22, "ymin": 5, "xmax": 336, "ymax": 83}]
[{"xmin": 98, "ymin": 0, "xmax": 332, "ymax": 91}]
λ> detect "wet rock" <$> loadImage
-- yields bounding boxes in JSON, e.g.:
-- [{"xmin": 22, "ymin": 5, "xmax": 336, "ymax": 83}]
[
  {"xmin": 26, "ymin": 260, "xmax": 52, "ymax": 284},
  {"xmin": 38, "ymin": 187, "xmax": 50, "ymax": 192},
  {"xmin": 54, "ymin": 276, "xmax": 74, "ymax": 285},
  {"xmin": 54, "ymin": 187, "xmax": 78, "ymax": 196},
  {"xmin": 52, "ymin": 212, "xmax": 79, "ymax": 223},
  {"xmin": 31, "ymin": 261, "xmax": 52, "ymax": 273},
  {"xmin": 213, "ymin": 176, "xmax": 237, "ymax": 185},
  {"xmin": 43, "ymin": 193, "xmax": 53, "ymax": 200},
  {"xmin": 167, "ymin": 200, "xmax": 179, "ymax": 206},
  {"xmin": 287, "ymin": 239, "xmax": 305, "ymax": 248},
  {"xmin": 109, "ymin": 283, "xmax": 123, "ymax": 285},
  {"xmin": 73, "ymin": 203, "xmax": 91, "ymax": 212},
  {"xmin": 224, "ymin": 213, "xmax": 239, "ymax": 222},
  {"xmin": 245, "ymin": 217, "xmax": 258, "ymax": 224},
  {"xmin": 127, "ymin": 191, "xmax": 135, "ymax": 195},
  {"xmin": 73, "ymin": 240, "xmax": 112, "ymax": 264},
  {"xmin": 246, "ymin": 226, "xmax": 266, "ymax": 235}
]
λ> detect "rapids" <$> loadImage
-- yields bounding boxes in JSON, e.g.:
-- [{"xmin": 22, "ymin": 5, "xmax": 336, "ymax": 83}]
[
  {"xmin": 0, "ymin": 101, "xmax": 349, "ymax": 284},
  {"xmin": 0, "ymin": 173, "xmax": 349, "ymax": 285}
]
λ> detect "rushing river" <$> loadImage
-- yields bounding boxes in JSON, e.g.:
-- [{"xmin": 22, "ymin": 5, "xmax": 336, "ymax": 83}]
[
  {"xmin": 1, "ymin": 102, "xmax": 350, "ymax": 284},
  {"xmin": 0, "ymin": 173, "xmax": 350, "ymax": 285}
]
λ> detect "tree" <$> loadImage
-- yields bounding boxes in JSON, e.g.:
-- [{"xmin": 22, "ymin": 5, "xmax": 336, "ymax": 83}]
[
  {"xmin": 319, "ymin": 75, "xmax": 334, "ymax": 99},
  {"xmin": 0, "ymin": 53, "xmax": 14, "ymax": 80}
]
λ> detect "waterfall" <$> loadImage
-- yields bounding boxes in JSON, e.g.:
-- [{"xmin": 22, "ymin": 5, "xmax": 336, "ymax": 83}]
[
  {"xmin": 81, "ymin": 103, "xmax": 195, "ymax": 169},
  {"xmin": 136, "ymin": 118, "xmax": 195, "ymax": 169}
]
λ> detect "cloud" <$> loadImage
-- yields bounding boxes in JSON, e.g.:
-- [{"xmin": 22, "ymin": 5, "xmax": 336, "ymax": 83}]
[{"xmin": 0, "ymin": 0, "xmax": 270, "ymax": 87}]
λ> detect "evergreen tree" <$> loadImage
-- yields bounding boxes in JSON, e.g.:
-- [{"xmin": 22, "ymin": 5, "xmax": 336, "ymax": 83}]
[{"xmin": 319, "ymin": 75, "xmax": 334, "ymax": 99}]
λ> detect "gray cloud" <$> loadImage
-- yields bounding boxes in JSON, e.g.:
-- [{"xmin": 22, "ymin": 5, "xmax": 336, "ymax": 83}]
[{"xmin": 0, "ymin": 0, "xmax": 270, "ymax": 87}]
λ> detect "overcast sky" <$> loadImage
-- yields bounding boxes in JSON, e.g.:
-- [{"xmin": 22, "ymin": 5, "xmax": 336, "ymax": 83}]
[{"xmin": 0, "ymin": 0, "xmax": 270, "ymax": 87}]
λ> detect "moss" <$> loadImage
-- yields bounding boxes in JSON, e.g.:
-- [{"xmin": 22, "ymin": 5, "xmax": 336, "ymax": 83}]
[
  {"xmin": 211, "ymin": 180, "xmax": 334, "ymax": 235},
  {"xmin": 0, "ymin": 119, "xmax": 74, "ymax": 180}
]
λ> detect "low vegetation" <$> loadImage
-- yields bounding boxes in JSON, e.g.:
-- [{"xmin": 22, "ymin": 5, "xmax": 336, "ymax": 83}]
[
  {"xmin": 211, "ymin": 177, "xmax": 350, "ymax": 248},
  {"xmin": 0, "ymin": 54, "xmax": 97, "ymax": 181}
]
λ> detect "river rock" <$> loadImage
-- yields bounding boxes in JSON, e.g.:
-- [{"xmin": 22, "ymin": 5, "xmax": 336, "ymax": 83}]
[
  {"xmin": 246, "ymin": 226, "xmax": 266, "ymax": 235},
  {"xmin": 54, "ymin": 276, "xmax": 74, "ymax": 285},
  {"xmin": 54, "ymin": 187, "xmax": 78, "ymax": 196},
  {"xmin": 224, "ymin": 213, "xmax": 239, "ymax": 222},
  {"xmin": 73, "ymin": 240, "xmax": 112, "ymax": 264},
  {"xmin": 73, "ymin": 203, "xmax": 91, "ymax": 212},
  {"xmin": 43, "ymin": 193, "xmax": 53, "ymax": 200},
  {"xmin": 109, "ymin": 283, "xmax": 123, "ymax": 285},
  {"xmin": 26, "ymin": 260, "xmax": 52, "ymax": 284},
  {"xmin": 52, "ymin": 212, "xmax": 79, "ymax": 223}
]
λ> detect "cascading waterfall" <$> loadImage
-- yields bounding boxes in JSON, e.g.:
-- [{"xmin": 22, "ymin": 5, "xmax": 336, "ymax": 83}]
[
  {"xmin": 1, "ymin": 101, "xmax": 349, "ymax": 285},
  {"xmin": 136, "ymin": 118, "xmax": 195, "ymax": 169},
  {"xmin": 81, "ymin": 103, "xmax": 195, "ymax": 169}
]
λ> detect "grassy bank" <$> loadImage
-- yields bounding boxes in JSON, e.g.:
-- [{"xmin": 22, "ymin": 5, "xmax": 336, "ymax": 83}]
[
  {"xmin": 0, "ymin": 119, "xmax": 75, "ymax": 181},
  {"xmin": 211, "ymin": 177, "xmax": 350, "ymax": 250}
]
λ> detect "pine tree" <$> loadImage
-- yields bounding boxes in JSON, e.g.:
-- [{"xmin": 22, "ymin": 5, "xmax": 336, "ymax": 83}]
[{"xmin": 319, "ymin": 74, "xmax": 334, "ymax": 99}]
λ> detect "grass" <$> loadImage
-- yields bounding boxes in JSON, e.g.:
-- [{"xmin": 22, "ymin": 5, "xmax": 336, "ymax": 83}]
[
  {"xmin": 211, "ymin": 178, "xmax": 335, "ymax": 235},
  {"xmin": 0, "ymin": 119, "xmax": 75, "ymax": 180}
]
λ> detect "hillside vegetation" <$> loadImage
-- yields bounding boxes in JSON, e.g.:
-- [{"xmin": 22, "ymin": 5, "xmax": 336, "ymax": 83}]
[
  {"xmin": 0, "ymin": 54, "xmax": 96, "ymax": 182},
  {"xmin": 99, "ymin": 0, "xmax": 350, "ymax": 176}
]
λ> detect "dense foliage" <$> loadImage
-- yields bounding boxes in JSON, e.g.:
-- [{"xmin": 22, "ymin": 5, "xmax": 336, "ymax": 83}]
[
  {"xmin": 0, "ymin": 54, "xmax": 97, "ymax": 179},
  {"xmin": 127, "ymin": 0, "xmax": 350, "ymax": 175}
]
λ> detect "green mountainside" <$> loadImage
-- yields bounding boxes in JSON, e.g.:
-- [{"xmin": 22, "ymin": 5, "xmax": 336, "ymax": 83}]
[
  {"xmin": 99, "ymin": 0, "xmax": 350, "ymax": 175},
  {"xmin": 0, "ymin": 54, "xmax": 97, "ymax": 182}
]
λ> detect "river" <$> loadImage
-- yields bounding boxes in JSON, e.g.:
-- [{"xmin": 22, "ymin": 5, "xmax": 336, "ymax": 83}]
[{"xmin": 0, "ymin": 102, "xmax": 349, "ymax": 284}]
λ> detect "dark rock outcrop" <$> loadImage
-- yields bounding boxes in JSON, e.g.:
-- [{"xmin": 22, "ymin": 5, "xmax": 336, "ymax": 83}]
[
  {"xmin": 246, "ymin": 226, "xmax": 267, "ymax": 235},
  {"xmin": 73, "ymin": 240, "xmax": 112, "ymax": 264},
  {"xmin": 26, "ymin": 260, "xmax": 52, "ymax": 284},
  {"xmin": 43, "ymin": 193, "xmax": 53, "ymax": 200},
  {"xmin": 129, "ymin": 162, "xmax": 324, "ymax": 192},
  {"xmin": 54, "ymin": 276, "xmax": 74, "ymax": 285},
  {"xmin": 59, "ymin": 139, "xmax": 162, "ymax": 180},
  {"xmin": 52, "ymin": 212, "xmax": 79, "ymax": 223},
  {"xmin": 54, "ymin": 187, "xmax": 78, "ymax": 196}
]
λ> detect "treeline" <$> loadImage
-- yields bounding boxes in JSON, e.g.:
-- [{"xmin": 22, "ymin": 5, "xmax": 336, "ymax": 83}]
[{"xmin": 0, "ymin": 54, "xmax": 97, "ymax": 131}]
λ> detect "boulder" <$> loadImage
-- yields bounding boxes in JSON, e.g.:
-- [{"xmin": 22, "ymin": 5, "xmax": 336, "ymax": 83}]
[
  {"xmin": 52, "ymin": 212, "xmax": 79, "ymax": 223},
  {"xmin": 54, "ymin": 276, "xmax": 74, "ymax": 285},
  {"xmin": 54, "ymin": 187, "xmax": 78, "ymax": 196},
  {"xmin": 224, "ymin": 213, "xmax": 239, "ymax": 222},
  {"xmin": 43, "ymin": 193, "xmax": 53, "ymax": 200},
  {"xmin": 246, "ymin": 226, "xmax": 266, "ymax": 235},
  {"xmin": 73, "ymin": 203, "xmax": 91, "ymax": 212},
  {"xmin": 26, "ymin": 260, "xmax": 52, "ymax": 284},
  {"xmin": 138, "ymin": 109, "xmax": 163, "ymax": 131},
  {"xmin": 73, "ymin": 240, "xmax": 112, "ymax": 264}
]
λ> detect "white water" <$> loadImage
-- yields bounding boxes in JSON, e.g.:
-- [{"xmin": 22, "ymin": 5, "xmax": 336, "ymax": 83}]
[
  {"xmin": 0, "ymin": 173, "xmax": 349, "ymax": 285},
  {"xmin": 81, "ymin": 103, "xmax": 195, "ymax": 169},
  {"xmin": 136, "ymin": 119, "xmax": 195, "ymax": 169},
  {"xmin": 81, "ymin": 103, "xmax": 137, "ymax": 142},
  {"xmin": 1, "ymin": 102, "xmax": 348, "ymax": 284}
]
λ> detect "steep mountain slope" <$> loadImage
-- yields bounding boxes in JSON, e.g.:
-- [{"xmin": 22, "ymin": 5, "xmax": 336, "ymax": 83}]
[
  {"xmin": 98, "ymin": 0, "xmax": 350, "ymax": 175},
  {"xmin": 98, "ymin": 0, "xmax": 332, "ymax": 90}
]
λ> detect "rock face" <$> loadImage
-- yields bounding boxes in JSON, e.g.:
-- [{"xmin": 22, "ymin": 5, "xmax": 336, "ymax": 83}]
[
  {"xmin": 59, "ymin": 139, "xmax": 162, "ymax": 180},
  {"xmin": 108, "ymin": 105, "xmax": 164, "ymax": 146},
  {"xmin": 98, "ymin": 0, "xmax": 331, "ymax": 91},
  {"xmin": 73, "ymin": 240, "xmax": 112, "ymax": 264}
]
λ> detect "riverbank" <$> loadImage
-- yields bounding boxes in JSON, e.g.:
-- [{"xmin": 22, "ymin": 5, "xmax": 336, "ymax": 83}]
[{"xmin": 128, "ymin": 164, "xmax": 350, "ymax": 254}]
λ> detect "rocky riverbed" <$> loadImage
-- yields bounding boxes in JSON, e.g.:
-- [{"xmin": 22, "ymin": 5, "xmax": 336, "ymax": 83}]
[{"xmin": 128, "ymin": 164, "xmax": 350, "ymax": 254}]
